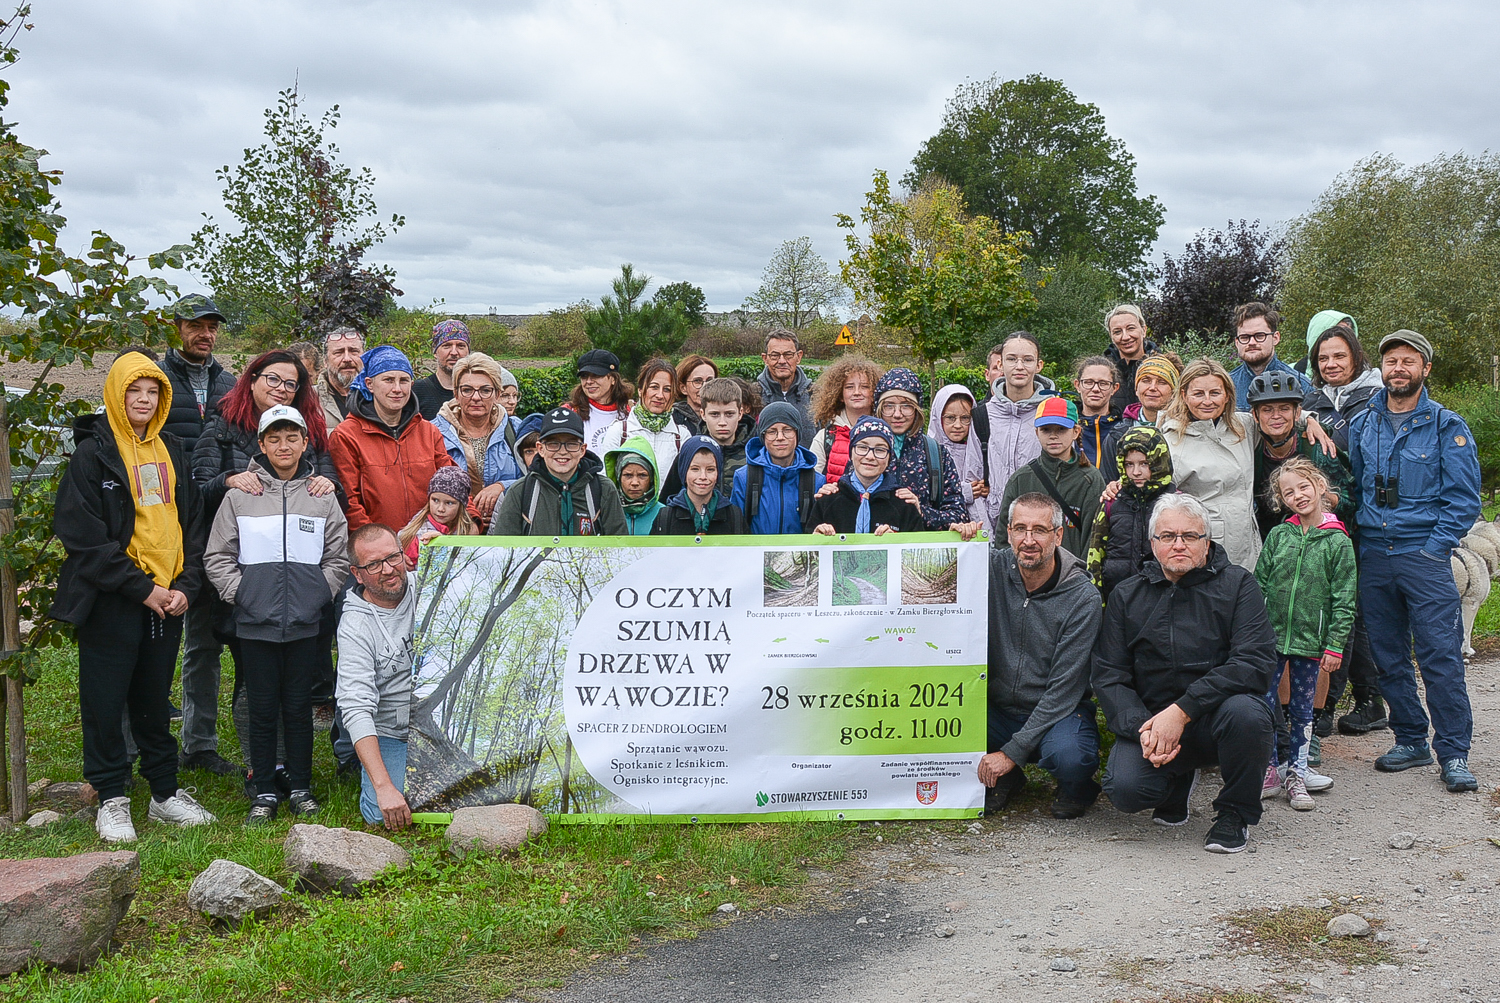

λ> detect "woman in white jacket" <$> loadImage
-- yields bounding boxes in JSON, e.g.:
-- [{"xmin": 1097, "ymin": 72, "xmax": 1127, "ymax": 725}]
[{"xmin": 631, "ymin": 358, "xmax": 693, "ymax": 477}]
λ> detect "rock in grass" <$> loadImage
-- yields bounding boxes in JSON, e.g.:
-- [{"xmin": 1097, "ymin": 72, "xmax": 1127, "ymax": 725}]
[
  {"xmin": 1327, "ymin": 913, "xmax": 1372, "ymax": 937},
  {"xmin": 187, "ymin": 859, "xmax": 285, "ymax": 926},
  {"xmin": 36, "ymin": 782, "xmax": 97, "ymax": 812},
  {"xmin": 1389, "ymin": 831, "xmax": 1416, "ymax": 850},
  {"xmin": 0, "ymin": 851, "xmax": 139, "ymax": 974},
  {"xmin": 24, "ymin": 809, "xmax": 62, "ymax": 828},
  {"xmin": 444, "ymin": 804, "xmax": 547, "ymax": 858},
  {"xmin": 283, "ymin": 824, "xmax": 409, "ymax": 895}
]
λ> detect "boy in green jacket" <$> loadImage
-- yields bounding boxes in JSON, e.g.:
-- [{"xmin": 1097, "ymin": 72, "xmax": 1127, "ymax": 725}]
[{"xmin": 489, "ymin": 408, "xmax": 628, "ymax": 537}]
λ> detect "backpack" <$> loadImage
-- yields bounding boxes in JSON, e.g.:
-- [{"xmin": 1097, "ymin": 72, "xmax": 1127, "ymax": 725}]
[
  {"xmin": 520, "ymin": 473, "xmax": 602, "ymax": 536},
  {"xmin": 745, "ymin": 464, "xmax": 817, "ymax": 527},
  {"xmin": 920, "ymin": 434, "xmax": 942, "ymax": 507}
]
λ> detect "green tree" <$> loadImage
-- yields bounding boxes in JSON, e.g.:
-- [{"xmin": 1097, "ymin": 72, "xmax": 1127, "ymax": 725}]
[
  {"xmin": 652, "ymin": 280, "xmax": 707, "ymax": 328},
  {"xmin": 905, "ymin": 73, "xmax": 1164, "ymax": 287},
  {"xmin": 188, "ymin": 84, "xmax": 404, "ymax": 338},
  {"xmin": 742, "ymin": 236, "xmax": 846, "ymax": 329},
  {"xmin": 837, "ymin": 172, "xmax": 1036, "ymax": 390},
  {"xmin": 584, "ymin": 264, "xmax": 692, "ymax": 374},
  {"xmin": 986, "ymin": 254, "xmax": 1126, "ymax": 370},
  {"xmin": 1282, "ymin": 152, "xmax": 1500, "ymax": 385}
]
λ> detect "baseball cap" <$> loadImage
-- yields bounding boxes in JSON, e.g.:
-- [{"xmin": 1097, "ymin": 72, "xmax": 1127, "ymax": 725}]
[
  {"xmin": 577, "ymin": 349, "xmax": 620, "ymax": 377},
  {"xmin": 173, "ymin": 294, "xmax": 225, "ymax": 323},
  {"xmin": 257, "ymin": 404, "xmax": 307, "ymax": 436},
  {"xmin": 1034, "ymin": 396, "xmax": 1078, "ymax": 429},
  {"xmin": 1378, "ymin": 329, "xmax": 1433, "ymax": 363},
  {"xmin": 537, "ymin": 407, "xmax": 586, "ymax": 441}
]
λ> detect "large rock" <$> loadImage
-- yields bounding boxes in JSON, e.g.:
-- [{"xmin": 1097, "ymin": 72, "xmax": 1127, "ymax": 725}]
[
  {"xmin": 0, "ymin": 851, "xmax": 139, "ymax": 974},
  {"xmin": 283, "ymin": 824, "xmax": 409, "ymax": 895},
  {"xmin": 1327, "ymin": 913, "xmax": 1372, "ymax": 938},
  {"xmin": 444, "ymin": 804, "xmax": 548, "ymax": 858},
  {"xmin": 187, "ymin": 859, "xmax": 286, "ymax": 926},
  {"xmin": 35, "ymin": 782, "xmax": 98, "ymax": 813}
]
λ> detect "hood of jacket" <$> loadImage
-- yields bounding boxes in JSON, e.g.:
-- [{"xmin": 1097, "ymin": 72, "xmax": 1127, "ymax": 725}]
[
  {"xmin": 103, "ymin": 353, "xmax": 183, "ymax": 588},
  {"xmin": 349, "ymin": 390, "xmax": 422, "ymax": 439},
  {"xmin": 986, "ymin": 373, "xmax": 1057, "ymax": 415},
  {"xmin": 743, "ymin": 435, "xmax": 818, "ymax": 474},
  {"xmin": 1113, "ymin": 425, "xmax": 1174, "ymax": 498},
  {"xmin": 604, "ymin": 433, "xmax": 663, "ymax": 514},
  {"xmin": 104, "ymin": 352, "xmax": 173, "ymax": 444},
  {"xmin": 1305, "ymin": 310, "xmax": 1358, "ymax": 351},
  {"xmin": 1316, "ymin": 366, "xmax": 1383, "ymax": 410},
  {"xmin": 928, "ymin": 383, "xmax": 985, "ymax": 481}
]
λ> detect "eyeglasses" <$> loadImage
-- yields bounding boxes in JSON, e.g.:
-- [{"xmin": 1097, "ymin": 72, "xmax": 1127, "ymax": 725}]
[
  {"xmin": 258, "ymin": 372, "xmax": 299, "ymax": 393},
  {"xmin": 540, "ymin": 439, "xmax": 586, "ymax": 454},
  {"xmin": 1077, "ymin": 379, "xmax": 1116, "ymax": 390},
  {"xmin": 1234, "ymin": 332, "xmax": 1272, "ymax": 345},
  {"xmin": 685, "ymin": 376, "xmax": 713, "ymax": 387},
  {"xmin": 353, "ymin": 552, "xmax": 405, "ymax": 574},
  {"xmin": 878, "ymin": 403, "xmax": 916, "ymax": 416},
  {"xmin": 763, "ymin": 426, "xmax": 797, "ymax": 439},
  {"xmin": 1008, "ymin": 526, "xmax": 1056, "ymax": 539},
  {"xmin": 764, "ymin": 351, "xmax": 800, "ymax": 362},
  {"xmin": 941, "ymin": 413, "xmax": 973, "ymax": 426},
  {"xmin": 851, "ymin": 443, "xmax": 890, "ymax": 459},
  {"xmin": 1152, "ymin": 532, "xmax": 1207, "ymax": 544},
  {"xmin": 457, "ymin": 385, "xmax": 496, "ymax": 398}
]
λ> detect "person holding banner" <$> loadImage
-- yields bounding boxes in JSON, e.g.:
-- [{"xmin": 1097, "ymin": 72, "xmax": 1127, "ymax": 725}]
[
  {"xmin": 652, "ymin": 435, "xmax": 749, "ymax": 535},
  {"xmin": 488, "ymin": 408, "xmax": 628, "ymax": 537},
  {"xmin": 806, "ymin": 416, "xmax": 924, "ymax": 536},
  {"xmin": 978, "ymin": 492, "xmax": 1104, "ymax": 819},
  {"xmin": 730, "ymin": 402, "xmax": 824, "ymax": 535}
]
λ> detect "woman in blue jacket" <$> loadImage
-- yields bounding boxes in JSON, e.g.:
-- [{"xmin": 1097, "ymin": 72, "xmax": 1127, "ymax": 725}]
[{"xmin": 429, "ymin": 353, "xmax": 526, "ymax": 527}]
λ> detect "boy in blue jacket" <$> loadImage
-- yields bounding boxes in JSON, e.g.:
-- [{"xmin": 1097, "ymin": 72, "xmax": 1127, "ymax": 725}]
[{"xmin": 731, "ymin": 402, "xmax": 824, "ymax": 534}]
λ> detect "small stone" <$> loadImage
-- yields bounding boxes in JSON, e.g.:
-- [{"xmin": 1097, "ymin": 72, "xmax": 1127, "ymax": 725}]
[
  {"xmin": 1049, "ymin": 957, "xmax": 1076, "ymax": 972},
  {"xmin": 24, "ymin": 810, "xmax": 62, "ymax": 828},
  {"xmin": 965, "ymin": 822, "xmax": 983, "ymax": 834},
  {"xmin": 1327, "ymin": 913, "xmax": 1372, "ymax": 938},
  {"xmin": 1374, "ymin": 931, "xmax": 1393, "ymax": 943},
  {"xmin": 25, "ymin": 776, "xmax": 52, "ymax": 799},
  {"xmin": 1413, "ymin": 884, "xmax": 1426, "ymax": 894},
  {"xmin": 717, "ymin": 902, "xmax": 737, "ymax": 914},
  {"xmin": 1313, "ymin": 897, "xmax": 1333, "ymax": 908},
  {"xmin": 1389, "ymin": 831, "xmax": 1416, "ymax": 850},
  {"xmin": 187, "ymin": 859, "xmax": 285, "ymax": 926},
  {"xmin": 0, "ymin": 850, "xmax": 139, "ymax": 974},
  {"xmin": 768, "ymin": 953, "xmax": 780, "ymax": 961},
  {"xmin": 856, "ymin": 916, "xmax": 869, "ymax": 925},
  {"xmin": 283, "ymin": 824, "xmax": 410, "ymax": 896},
  {"xmin": 444, "ymin": 803, "xmax": 547, "ymax": 858},
  {"xmin": 944, "ymin": 899, "xmax": 969, "ymax": 912},
  {"xmin": 935, "ymin": 925, "xmax": 955, "ymax": 938}
]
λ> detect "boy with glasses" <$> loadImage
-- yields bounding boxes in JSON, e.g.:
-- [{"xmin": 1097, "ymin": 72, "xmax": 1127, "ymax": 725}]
[
  {"xmin": 1228, "ymin": 302, "xmax": 1311, "ymax": 410},
  {"xmin": 488, "ymin": 408, "xmax": 627, "ymax": 536}
]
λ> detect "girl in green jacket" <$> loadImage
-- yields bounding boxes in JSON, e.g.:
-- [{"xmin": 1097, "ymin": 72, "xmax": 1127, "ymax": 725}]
[{"xmin": 1254, "ymin": 456, "xmax": 1358, "ymax": 810}]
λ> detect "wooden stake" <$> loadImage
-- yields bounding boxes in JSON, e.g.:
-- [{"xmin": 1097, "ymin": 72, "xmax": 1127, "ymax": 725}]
[{"xmin": 0, "ymin": 394, "xmax": 24, "ymax": 823}]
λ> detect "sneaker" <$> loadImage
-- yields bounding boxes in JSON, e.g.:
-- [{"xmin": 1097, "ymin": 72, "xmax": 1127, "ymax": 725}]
[
  {"xmin": 1050, "ymin": 780, "xmax": 1101, "ymax": 820},
  {"xmin": 179, "ymin": 749, "xmax": 241, "ymax": 776},
  {"xmin": 1284, "ymin": 770, "xmax": 1315, "ymax": 810},
  {"xmin": 96, "ymin": 795, "xmax": 137, "ymax": 843},
  {"xmin": 1312, "ymin": 708, "xmax": 1335, "ymax": 739},
  {"xmin": 983, "ymin": 770, "xmax": 1027, "ymax": 815},
  {"xmin": 1153, "ymin": 769, "xmax": 1199, "ymax": 826},
  {"xmin": 1303, "ymin": 766, "xmax": 1333, "ymax": 792},
  {"xmin": 1307, "ymin": 733, "xmax": 1322, "ymax": 767},
  {"xmin": 1260, "ymin": 762, "xmax": 1282, "ymax": 799},
  {"xmin": 1441, "ymin": 757, "xmax": 1479, "ymax": 793},
  {"xmin": 273, "ymin": 768, "xmax": 292, "ymax": 802},
  {"xmin": 1204, "ymin": 810, "xmax": 1249, "ymax": 854},
  {"xmin": 245, "ymin": 794, "xmax": 278, "ymax": 826},
  {"xmin": 1374, "ymin": 742, "xmax": 1434, "ymax": 772},
  {"xmin": 168, "ymin": 702, "xmax": 183, "ymax": 722},
  {"xmin": 1338, "ymin": 698, "xmax": 1389, "ymax": 735},
  {"xmin": 287, "ymin": 789, "xmax": 322, "ymax": 817},
  {"xmin": 147, "ymin": 788, "xmax": 218, "ymax": 827}
]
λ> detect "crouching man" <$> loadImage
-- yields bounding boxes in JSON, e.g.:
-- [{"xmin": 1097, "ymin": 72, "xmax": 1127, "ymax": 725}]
[
  {"xmin": 1092, "ymin": 493, "xmax": 1277, "ymax": 854},
  {"xmin": 337, "ymin": 523, "xmax": 418, "ymax": 830}
]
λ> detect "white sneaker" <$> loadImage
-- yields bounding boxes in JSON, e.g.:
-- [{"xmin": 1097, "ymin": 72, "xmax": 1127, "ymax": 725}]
[
  {"xmin": 96, "ymin": 795, "xmax": 137, "ymax": 843},
  {"xmin": 1303, "ymin": 767, "xmax": 1333, "ymax": 792},
  {"xmin": 147, "ymin": 788, "xmax": 218, "ymax": 827}
]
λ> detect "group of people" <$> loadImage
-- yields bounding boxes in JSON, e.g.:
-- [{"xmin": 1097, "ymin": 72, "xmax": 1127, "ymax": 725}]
[{"xmin": 52, "ymin": 292, "xmax": 1482, "ymax": 854}]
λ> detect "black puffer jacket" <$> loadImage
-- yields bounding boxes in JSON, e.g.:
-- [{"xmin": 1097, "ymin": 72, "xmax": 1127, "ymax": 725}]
[
  {"xmin": 1105, "ymin": 339, "xmax": 1159, "ymax": 415},
  {"xmin": 49, "ymin": 413, "xmax": 206, "ymax": 626},
  {"xmin": 1090, "ymin": 542, "xmax": 1276, "ymax": 737},
  {"xmin": 651, "ymin": 493, "xmax": 749, "ymax": 535},
  {"xmin": 803, "ymin": 476, "xmax": 926, "ymax": 534},
  {"xmin": 157, "ymin": 350, "xmax": 236, "ymax": 452},
  {"xmin": 191, "ymin": 412, "xmax": 342, "ymax": 517}
]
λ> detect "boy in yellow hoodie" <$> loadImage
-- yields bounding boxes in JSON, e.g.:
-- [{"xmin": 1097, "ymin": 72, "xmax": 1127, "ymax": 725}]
[{"xmin": 52, "ymin": 352, "xmax": 217, "ymax": 842}]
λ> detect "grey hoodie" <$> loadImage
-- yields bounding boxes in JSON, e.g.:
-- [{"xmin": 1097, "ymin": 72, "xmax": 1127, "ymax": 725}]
[
  {"xmin": 987, "ymin": 545, "xmax": 1102, "ymax": 765},
  {"xmin": 336, "ymin": 572, "xmax": 417, "ymax": 745},
  {"xmin": 982, "ymin": 373, "xmax": 1058, "ymax": 526}
]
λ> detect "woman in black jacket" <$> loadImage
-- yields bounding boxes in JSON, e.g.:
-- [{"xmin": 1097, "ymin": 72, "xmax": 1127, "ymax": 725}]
[
  {"xmin": 805, "ymin": 416, "xmax": 925, "ymax": 535},
  {"xmin": 652, "ymin": 435, "xmax": 749, "ymax": 535}
]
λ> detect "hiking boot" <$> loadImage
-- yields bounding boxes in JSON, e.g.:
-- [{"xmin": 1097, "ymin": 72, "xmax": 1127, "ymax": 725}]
[
  {"xmin": 1312, "ymin": 708, "xmax": 1335, "ymax": 739},
  {"xmin": 1303, "ymin": 766, "xmax": 1334, "ymax": 792},
  {"xmin": 1050, "ymin": 780, "xmax": 1101, "ymax": 820},
  {"xmin": 1153, "ymin": 770, "xmax": 1199, "ymax": 827},
  {"xmin": 1307, "ymin": 734, "xmax": 1322, "ymax": 767},
  {"xmin": 1338, "ymin": 698, "xmax": 1388, "ymax": 735},
  {"xmin": 245, "ymin": 794, "xmax": 279, "ymax": 826},
  {"xmin": 1203, "ymin": 810, "xmax": 1249, "ymax": 854},
  {"xmin": 983, "ymin": 770, "xmax": 1026, "ymax": 815},
  {"xmin": 1284, "ymin": 770, "xmax": 1315, "ymax": 810},
  {"xmin": 1441, "ymin": 758, "xmax": 1479, "ymax": 793},
  {"xmin": 180, "ymin": 749, "xmax": 241, "ymax": 776},
  {"xmin": 147, "ymin": 788, "xmax": 217, "ymax": 827},
  {"xmin": 1375, "ymin": 743, "xmax": 1434, "ymax": 773},
  {"xmin": 1260, "ymin": 762, "xmax": 1282, "ymax": 799},
  {"xmin": 96, "ymin": 795, "xmax": 137, "ymax": 843},
  {"xmin": 287, "ymin": 790, "xmax": 322, "ymax": 817}
]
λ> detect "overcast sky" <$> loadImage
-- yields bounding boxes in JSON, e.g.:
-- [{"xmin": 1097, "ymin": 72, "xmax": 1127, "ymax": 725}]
[{"xmin": 8, "ymin": 1, "xmax": 1499, "ymax": 314}]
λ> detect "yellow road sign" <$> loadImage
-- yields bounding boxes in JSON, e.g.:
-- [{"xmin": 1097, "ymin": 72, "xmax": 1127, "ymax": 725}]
[{"xmin": 835, "ymin": 325, "xmax": 855, "ymax": 346}]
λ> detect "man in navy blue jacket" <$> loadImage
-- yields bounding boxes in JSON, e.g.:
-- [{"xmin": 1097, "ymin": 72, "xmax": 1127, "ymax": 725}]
[
  {"xmin": 1347, "ymin": 330, "xmax": 1482, "ymax": 793},
  {"xmin": 730, "ymin": 402, "xmax": 824, "ymax": 534}
]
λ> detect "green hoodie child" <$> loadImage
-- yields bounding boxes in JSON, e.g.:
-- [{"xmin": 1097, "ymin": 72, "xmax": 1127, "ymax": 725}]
[{"xmin": 604, "ymin": 434, "xmax": 664, "ymax": 536}]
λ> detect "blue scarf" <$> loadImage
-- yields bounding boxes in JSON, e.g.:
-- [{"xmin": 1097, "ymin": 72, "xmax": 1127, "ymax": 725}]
[{"xmin": 848, "ymin": 471, "xmax": 884, "ymax": 534}]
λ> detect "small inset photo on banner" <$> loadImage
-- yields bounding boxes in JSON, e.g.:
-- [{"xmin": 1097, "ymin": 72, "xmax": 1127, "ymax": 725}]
[
  {"xmin": 763, "ymin": 550, "xmax": 819, "ymax": 607},
  {"xmin": 832, "ymin": 549, "xmax": 888, "ymax": 606},
  {"xmin": 902, "ymin": 546, "xmax": 958, "ymax": 605}
]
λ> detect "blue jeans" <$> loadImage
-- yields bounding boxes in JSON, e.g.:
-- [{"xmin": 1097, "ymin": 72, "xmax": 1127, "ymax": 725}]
[
  {"xmin": 359, "ymin": 736, "xmax": 409, "ymax": 824},
  {"xmin": 1359, "ymin": 549, "xmax": 1472, "ymax": 761},
  {"xmin": 988, "ymin": 700, "xmax": 1100, "ymax": 797}
]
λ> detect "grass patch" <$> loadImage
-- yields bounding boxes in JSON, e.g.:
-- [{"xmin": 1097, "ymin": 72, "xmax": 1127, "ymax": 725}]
[
  {"xmin": 1221, "ymin": 903, "xmax": 1398, "ymax": 968},
  {"xmin": 3, "ymin": 645, "xmax": 876, "ymax": 1000}
]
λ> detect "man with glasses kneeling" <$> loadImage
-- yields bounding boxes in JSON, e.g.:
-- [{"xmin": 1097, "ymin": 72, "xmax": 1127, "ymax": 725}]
[
  {"xmin": 1091, "ymin": 493, "xmax": 1278, "ymax": 854},
  {"xmin": 488, "ymin": 408, "xmax": 628, "ymax": 537}
]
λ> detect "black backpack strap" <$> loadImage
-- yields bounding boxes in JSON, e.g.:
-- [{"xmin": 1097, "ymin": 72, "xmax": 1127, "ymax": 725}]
[
  {"xmin": 972, "ymin": 405, "xmax": 991, "ymax": 487},
  {"xmin": 798, "ymin": 467, "xmax": 816, "ymax": 524},
  {"xmin": 1028, "ymin": 459, "xmax": 1083, "ymax": 530},
  {"xmin": 745, "ymin": 464, "xmax": 764, "ymax": 521},
  {"xmin": 923, "ymin": 434, "xmax": 942, "ymax": 506},
  {"xmin": 503, "ymin": 418, "xmax": 517, "ymax": 453}
]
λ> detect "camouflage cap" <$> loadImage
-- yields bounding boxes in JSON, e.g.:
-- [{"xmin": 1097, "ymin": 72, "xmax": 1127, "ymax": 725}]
[{"xmin": 173, "ymin": 294, "xmax": 225, "ymax": 323}]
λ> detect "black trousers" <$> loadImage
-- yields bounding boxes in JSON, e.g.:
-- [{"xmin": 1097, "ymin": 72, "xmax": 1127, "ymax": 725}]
[
  {"xmin": 77, "ymin": 592, "xmax": 183, "ymax": 801},
  {"xmin": 1102, "ymin": 693, "xmax": 1274, "ymax": 825},
  {"xmin": 238, "ymin": 636, "xmax": 317, "ymax": 796}
]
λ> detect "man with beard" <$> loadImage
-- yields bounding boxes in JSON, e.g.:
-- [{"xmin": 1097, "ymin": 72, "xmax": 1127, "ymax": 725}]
[
  {"xmin": 413, "ymin": 319, "xmax": 472, "ymax": 421},
  {"xmin": 1347, "ymin": 331, "xmax": 1481, "ymax": 793},
  {"xmin": 979, "ymin": 493, "xmax": 1104, "ymax": 819},
  {"xmin": 1227, "ymin": 302, "xmax": 1311, "ymax": 411},
  {"xmin": 319, "ymin": 327, "xmax": 364, "ymax": 430}
]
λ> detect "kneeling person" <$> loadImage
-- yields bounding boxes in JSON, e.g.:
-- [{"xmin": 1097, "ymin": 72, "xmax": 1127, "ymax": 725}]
[{"xmin": 980, "ymin": 493, "xmax": 1104, "ymax": 818}]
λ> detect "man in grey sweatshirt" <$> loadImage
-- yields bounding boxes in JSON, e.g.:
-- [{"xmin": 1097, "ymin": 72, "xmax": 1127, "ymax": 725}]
[
  {"xmin": 337, "ymin": 524, "xmax": 418, "ymax": 830},
  {"xmin": 979, "ymin": 492, "xmax": 1104, "ymax": 819}
]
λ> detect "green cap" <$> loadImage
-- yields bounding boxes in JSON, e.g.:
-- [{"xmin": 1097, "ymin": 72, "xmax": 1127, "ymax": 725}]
[
  {"xmin": 1378, "ymin": 329, "xmax": 1433, "ymax": 363},
  {"xmin": 173, "ymin": 294, "xmax": 225, "ymax": 323}
]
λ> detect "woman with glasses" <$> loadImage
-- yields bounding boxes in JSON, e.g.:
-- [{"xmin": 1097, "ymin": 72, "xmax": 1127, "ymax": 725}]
[
  {"xmin": 927, "ymin": 384, "xmax": 991, "ymax": 534},
  {"xmin": 489, "ymin": 407, "xmax": 628, "ymax": 537},
  {"xmin": 633, "ymin": 358, "xmax": 694, "ymax": 476},
  {"xmin": 1072, "ymin": 356, "xmax": 1127, "ymax": 468},
  {"xmin": 672, "ymin": 354, "xmax": 718, "ymax": 436},
  {"xmin": 806, "ymin": 416, "xmax": 924, "ymax": 535},
  {"xmin": 871, "ymin": 368, "xmax": 978, "ymax": 538},
  {"xmin": 429, "ymin": 352, "xmax": 525, "ymax": 526}
]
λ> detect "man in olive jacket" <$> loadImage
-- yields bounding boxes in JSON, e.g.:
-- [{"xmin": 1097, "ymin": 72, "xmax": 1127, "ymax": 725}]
[
  {"xmin": 488, "ymin": 408, "xmax": 628, "ymax": 537},
  {"xmin": 1092, "ymin": 493, "xmax": 1277, "ymax": 855}
]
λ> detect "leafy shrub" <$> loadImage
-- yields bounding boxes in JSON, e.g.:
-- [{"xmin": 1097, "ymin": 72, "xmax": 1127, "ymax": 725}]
[
  {"xmin": 1431, "ymin": 382, "xmax": 1500, "ymax": 493},
  {"xmin": 512, "ymin": 366, "xmax": 579, "ymax": 418}
]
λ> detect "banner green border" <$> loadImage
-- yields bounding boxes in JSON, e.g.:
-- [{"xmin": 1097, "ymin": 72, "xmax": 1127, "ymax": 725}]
[
  {"xmin": 551, "ymin": 808, "xmax": 983, "ymax": 824},
  {"xmin": 430, "ymin": 531, "xmax": 987, "ymax": 549}
]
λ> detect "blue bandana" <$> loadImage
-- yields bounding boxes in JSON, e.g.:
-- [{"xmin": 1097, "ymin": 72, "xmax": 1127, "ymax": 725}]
[{"xmin": 351, "ymin": 346, "xmax": 415, "ymax": 401}]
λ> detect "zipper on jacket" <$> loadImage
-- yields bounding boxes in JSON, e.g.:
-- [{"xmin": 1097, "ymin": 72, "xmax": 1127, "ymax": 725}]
[
  {"xmin": 281, "ymin": 479, "xmax": 289, "ymax": 642},
  {"xmin": 1284, "ymin": 529, "xmax": 1307, "ymax": 643}
]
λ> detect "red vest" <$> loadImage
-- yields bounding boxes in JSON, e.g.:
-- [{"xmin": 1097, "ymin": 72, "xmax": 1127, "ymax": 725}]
[{"xmin": 823, "ymin": 424, "xmax": 853, "ymax": 480}]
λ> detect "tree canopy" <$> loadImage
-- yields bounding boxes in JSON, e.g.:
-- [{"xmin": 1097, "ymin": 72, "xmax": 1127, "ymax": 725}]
[
  {"xmin": 584, "ymin": 264, "xmax": 692, "ymax": 375},
  {"xmin": 741, "ymin": 237, "xmax": 846, "ymax": 329},
  {"xmin": 1144, "ymin": 219, "xmax": 1284, "ymax": 343},
  {"xmin": 905, "ymin": 73, "xmax": 1163, "ymax": 287},
  {"xmin": 652, "ymin": 280, "xmax": 707, "ymax": 328}
]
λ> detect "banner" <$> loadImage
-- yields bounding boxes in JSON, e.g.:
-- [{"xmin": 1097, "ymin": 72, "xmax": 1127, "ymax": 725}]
[{"xmin": 405, "ymin": 534, "xmax": 988, "ymax": 822}]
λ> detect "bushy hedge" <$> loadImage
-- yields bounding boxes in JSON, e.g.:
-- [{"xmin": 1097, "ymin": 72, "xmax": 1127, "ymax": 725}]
[{"xmin": 1432, "ymin": 382, "xmax": 1500, "ymax": 493}]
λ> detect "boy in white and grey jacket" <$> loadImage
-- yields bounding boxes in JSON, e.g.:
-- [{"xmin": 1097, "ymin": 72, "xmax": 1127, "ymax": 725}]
[{"xmin": 337, "ymin": 523, "xmax": 419, "ymax": 829}]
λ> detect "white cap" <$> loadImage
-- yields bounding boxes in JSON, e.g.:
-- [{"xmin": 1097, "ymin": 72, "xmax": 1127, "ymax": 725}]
[{"xmin": 257, "ymin": 404, "xmax": 307, "ymax": 436}]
